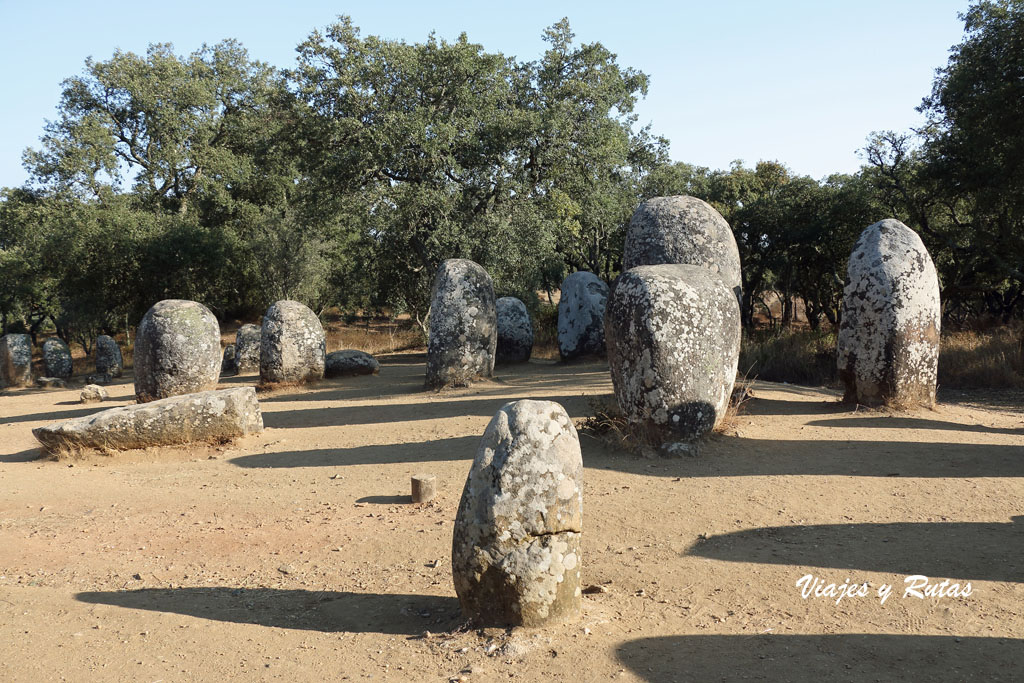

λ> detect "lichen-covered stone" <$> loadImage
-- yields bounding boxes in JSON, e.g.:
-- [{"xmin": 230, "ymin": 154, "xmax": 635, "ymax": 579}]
[
  {"xmin": 425, "ymin": 259, "xmax": 496, "ymax": 389},
  {"xmin": 624, "ymin": 195, "xmax": 742, "ymax": 301},
  {"xmin": 606, "ymin": 264, "xmax": 741, "ymax": 446},
  {"xmin": 837, "ymin": 219, "xmax": 941, "ymax": 408},
  {"xmin": 234, "ymin": 324, "xmax": 261, "ymax": 374},
  {"xmin": 95, "ymin": 335, "xmax": 123, "ymax": 377},
  {"xmin": 557, "ymin": 272, "xmax": 608, "ymax": 360},
  {"xmin": 134, "ymin": 300, "xmax": 222, "ymax": 403},
  {"xmin": 42, "ymin": 338, "xmax": 73, "ymax": 379},
  {"xmin": 495, "ymin": 297, "xmax": 533, "ymax": 364},
  {"xmin": 33, "ymin": 387, "xmax": 263, "ymax": 453},
  {"xmin": 0, "ymin": 333, "xmax": 32, "ymax": 388},
  {"xmin": 80, "ymin": 384, "xmax": 108, "ymax": 403},
  {"xmin": 86, "ymin": 373, "xmax": 113, "ymax": 385},
  {"xmin": 452, "ymin": 399, "xmax": 583, "ymax": 627},
  {"xmin": 325, "ymin": 350, "xmax": 380, "ymax": 378},
  {"xmin": 259, "ymin": 301, "xmax": 325, "ymax": 384},
  {"xmin": 36, "ymin": 377, "xmax": 67, "ymax": 389},
  {"xmin": 221, "ymin": 344, "xmax": 237, "ymax": 375}
]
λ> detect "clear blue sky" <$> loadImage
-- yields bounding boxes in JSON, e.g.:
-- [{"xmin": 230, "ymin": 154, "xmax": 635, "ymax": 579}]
[{"xmin": 0, "ymin": 0, "xmax": 969, "ymax": 188}]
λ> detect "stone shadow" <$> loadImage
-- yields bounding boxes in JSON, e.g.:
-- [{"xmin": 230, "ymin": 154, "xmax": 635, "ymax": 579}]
[
  {"xmin": 583, "ymin": 434, "xmax": 1024, "ymax": 478},
  {"xmin": 76, "ymin": 587, "xmax": 460, "ymax": 634},
  {"xmin": 229, "ymin": 435, "xmax": 480, "ymax": 468},
  {"xmin": 685, "ymin": 517, "xmax": 1024, "ymax": 583},
  {"xmin": 808, "ymin": 415, "xmax": 1024, "ymax": 435},
  {"xmin": 617, "ymin": 634, "xmax": 1022, "ymax": 682}
]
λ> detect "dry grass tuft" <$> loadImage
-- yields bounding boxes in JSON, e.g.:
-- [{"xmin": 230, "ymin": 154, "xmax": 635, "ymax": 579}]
[
  {"xmin": 739, "ymin": 329, "xmax": 838, "ymax": 387},
  {"xmin": 939, "ymin": 326, "xmax": 1024, "ymax": 390}
]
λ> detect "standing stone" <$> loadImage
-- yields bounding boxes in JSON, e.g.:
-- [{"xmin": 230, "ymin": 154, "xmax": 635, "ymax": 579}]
[
  {"xmin": 452, "ymin": 400, "xmax": 583, "ymax": 627},
  {"xmin": 557, "ymin": 271, "xmax": 608, "ymax": 360},
  {"xmin": 425, "ymin": 259, "xmax": 496, "ymax": 390},
  {"xmin": 259, "ymin": 300, "xmax": 325, "ymax": 385},
  {"xmin": 42, "ymin": 337, "xmax": 73, "ymax": 379},
  {"xmin": 495, "ymin": 297, "xmax": 533, "ymax": 364},
  {"xmin": 0, "ymin": 333, "xmax": 32, "ymax": 388},
  {"xmin": 134, "ymin": 300, "xmax": 222, "ymax": 403},
  {"xmin": 606, "ymin": 264, "xmax": 741, "ymax": 446},
  {"xmin": 837, "ymin": 219, "xmax": 941, "ymax": 408},
  {"xmin": 624, "ymin": 195, "xmax": 742, "ymax": 301},
  {"xmin": 221, "ymin": 344, "xmax": 237, "ymax": 375},
  {"xmin": 234, "ymin": 324, "xmax": 261, "ymax": 374},
  {"xmin": 95, "ymin": 335, "xmax": 123, "ymax": 377}
]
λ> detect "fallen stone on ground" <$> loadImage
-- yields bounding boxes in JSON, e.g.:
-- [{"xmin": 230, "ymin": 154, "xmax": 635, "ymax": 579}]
[
  {"xmin": 325, "ymin": 350, "xmax": 380, "ymax": 377},
  {"xmin": 33, "ymin": 387, "xmax": 264, "ymax": 453}
]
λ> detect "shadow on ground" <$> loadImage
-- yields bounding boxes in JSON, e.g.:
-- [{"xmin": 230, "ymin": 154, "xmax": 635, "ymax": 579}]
[
  {"xmin": 807, "ymin": 415, "xmax": 1024, "ymax": 435},
  {"xmin": 75, "ymin": 588, "xmax": 461, "ymax": 634},
  {"xmin": 618, "ymin": 634, "xmax": 1023, "ymax": 682},
  {"xmin": 582, "ymin": 433, "xmax": 1024, "ymax": 478},
  {"xmin": 230, "ymin": 435, "xmax": 481, "ymax": 468},
  {"xmin": 685, "ymin": 516, "xmax": 1024, "ymax": 583}
]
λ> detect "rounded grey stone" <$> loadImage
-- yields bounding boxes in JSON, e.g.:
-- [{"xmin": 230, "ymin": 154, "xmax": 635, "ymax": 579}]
[
  {"xmin": 837, "ymin": 219, "xmax": 941, "ymax": 408},
  {"xmin": 234, "ymin": 324, "xmax": 261, "ymax": 374},
  {"xmin": 134, "ymin": 300, "xmax": 222, "ymax": 403},
  {"xmin": 606, "ymin": 264, "xmax": 741, "ymax": 445},
  {"xmin": 259, "ymin": 300, "xmax": 325, "ymax": 384},
  {"xmin": 452, "ymin": 399, "xmax": 582, "ymax": 627},
  {"xmin": 0, "ymin": 333, "xmax": 32, "ymax": 388},
  {"xmin": 425, "ymin": 259, "xmax": 496, "ymax": 389},
  {"xmin": 495, "ymin": 297, "xmax": 533, "ymax": 364},
  {"xmin": 557, "ymin": 271, "xmax": 608, "ymax": 360},
  {"xmin": 624, "ymin": 195, "xmax": 742, "ymax": 301},
  {"xmin": 325, "ymin": 350, "xmax": 380, "ymax": 378},
  {"xmin": 43, "ymin": 337, "xmax": 73, "ymax": 379},
  {"xmin": 80, "ymin": 384, "xmax": 109, "ymax": 404},
  {"xmin": 95, "ymin": 335, "xmax": 123, "ymax": 377}
]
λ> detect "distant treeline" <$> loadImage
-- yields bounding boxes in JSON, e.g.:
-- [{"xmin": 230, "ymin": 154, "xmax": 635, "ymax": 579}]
[{"xmin": 2, "ymin": 3, "xmax": 1022, "ymax": 347}]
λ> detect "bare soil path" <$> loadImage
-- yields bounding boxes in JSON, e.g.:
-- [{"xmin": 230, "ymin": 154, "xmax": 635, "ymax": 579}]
[{"xmin": 1, "ymin": 354, "xmax": 1022, "ymax": 681}]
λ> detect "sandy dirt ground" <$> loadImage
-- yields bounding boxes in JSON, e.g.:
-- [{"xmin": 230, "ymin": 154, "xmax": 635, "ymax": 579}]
[{"xmin": 1, "ymin": 354, "xmax": 1022, "ymax": 682}]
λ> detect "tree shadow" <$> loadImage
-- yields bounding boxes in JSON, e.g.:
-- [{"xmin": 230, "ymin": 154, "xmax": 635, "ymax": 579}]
[
  {"xmin": 740, "ymin": 396, "xmax": 847, "ymax": 417},
  {"xmin": 618, "ymin": 634, "xmax": 1022, "ymax": 682},
  {"xmin": 807, "ymin": 415, "xmax": 1024, "ymax": 435},
  {"xmin": 583, "ymin": 433, "xmax": 1024, "ymax": 478},
  {"xmin": 685, "ymin": 516, "xmax": 1024, "ymax": 583},
  {"xmin": 75, "ymin": 587, "xmax": 460, "ymax": 634},
  {"xmin": 229, "ymin": 435, "xmax": 481, "ymax": 468}
]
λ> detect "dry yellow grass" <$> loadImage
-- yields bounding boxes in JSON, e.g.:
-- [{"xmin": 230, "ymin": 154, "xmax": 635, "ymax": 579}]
[{"xmin": 938, "ymin": 325, "xmax": 1024, "ymax": 389}]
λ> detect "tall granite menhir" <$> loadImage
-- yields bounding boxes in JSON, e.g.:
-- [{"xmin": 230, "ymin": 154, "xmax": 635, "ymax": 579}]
[
  {"xmin": 837, "ymin": 219, "xmax": 940, "ymax": 408},
  {"xmin": 134, "ymin": 300, "xmax": 222, "ymax": 403},
  {"xmin": 606, "ymin": 264, "xmax": 741, "ymax": 447},
  {"xmin": 495, "ymin": 296, "xmax": 533, "ymax": 364},
  {"xmin": 0, "ymin": 333, "xmax": 33, "ymax": 387},
  {"xmin": 557, "ymin": 271, "xmax": 608, "ymax": 360},
  {"xmin": 95, "ymin": 335, "xmax": 123, "ymax": 377},
  {"xmin": 425, "ymin": 259, "xmax": 496, "ymax": 390},
  {"xmin": 260, "ymin": 301, "xmax": 325, "ymax": 385},
  {"xmin": 624, "ymin": 195, "xmax": 742, "ymax": 302},
  {"xmin": 42, "ymin": 337, "xmax": 73, "ymax": 379},
  {"xmin": 452, "ymin": 400, "xmax": 583, "ymax": 627},
  {"xmin": 234, "ymin": 323, "xmax": 261, "ymax": 374}
]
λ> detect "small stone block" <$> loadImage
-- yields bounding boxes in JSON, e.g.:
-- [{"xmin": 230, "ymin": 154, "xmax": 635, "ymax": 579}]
[{"xmin": 411, "ymin": 474, "xmax": 437, "ymax": 503}]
